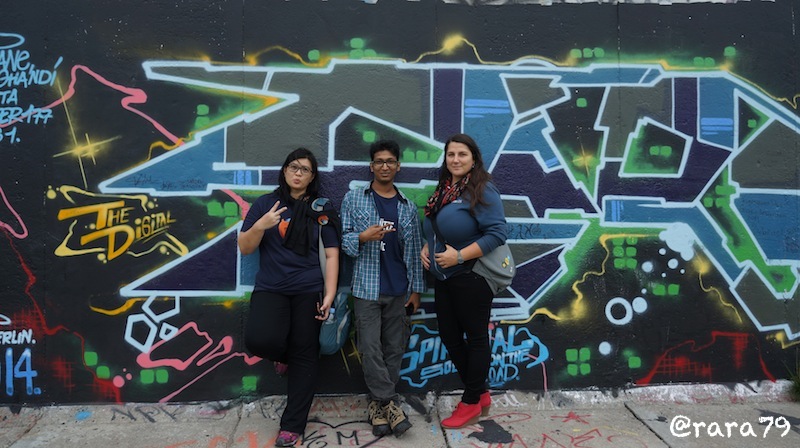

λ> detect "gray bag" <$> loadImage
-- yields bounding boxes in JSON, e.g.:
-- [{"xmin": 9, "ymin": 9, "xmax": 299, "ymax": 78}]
[{"xmin": 472, "ymin": 243, "xmax": 516, "ymax": 294}]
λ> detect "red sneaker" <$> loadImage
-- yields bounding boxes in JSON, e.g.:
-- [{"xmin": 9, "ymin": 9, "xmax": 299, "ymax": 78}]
[
  {"xmin": 441, "ymin": 402, "xmax": 481, "ymax": 429},
  {"xmin": 479, "ymin": 392, "xmax": 491, "ymax": 416}
]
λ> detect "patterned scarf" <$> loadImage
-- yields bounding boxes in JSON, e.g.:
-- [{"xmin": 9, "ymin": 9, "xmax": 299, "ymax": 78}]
[{"xmin": 424, "ymin": 173, "xmax": 471, "ymax": 217}]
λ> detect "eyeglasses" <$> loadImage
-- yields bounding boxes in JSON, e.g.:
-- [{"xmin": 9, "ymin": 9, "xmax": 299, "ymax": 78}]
[
  {"xmin": 286, "ymin": 163, "xmax": 313, "ymax": 176},
  {"xmin": 371, "ymin": 159, "xmax": 398, "ymax": 168}
]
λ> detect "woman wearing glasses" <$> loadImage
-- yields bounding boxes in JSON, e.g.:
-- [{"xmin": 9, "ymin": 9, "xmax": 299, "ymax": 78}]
[{"xmin": 238, "ymin": 148, "xmax": 341, "ymax": 447}]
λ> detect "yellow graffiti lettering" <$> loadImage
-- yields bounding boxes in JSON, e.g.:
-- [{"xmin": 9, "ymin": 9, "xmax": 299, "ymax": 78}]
[
  {"xmin": 80, "ymin": 225, "xmax": 134, "ymax": 260},
  {"xmin": 57, "ymin": 201, "xmax": 127, "ymax": 229}
]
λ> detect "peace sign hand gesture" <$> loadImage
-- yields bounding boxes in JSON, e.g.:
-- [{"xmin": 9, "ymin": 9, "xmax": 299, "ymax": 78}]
[{"xmin": 254, "ymin": 200, "xmax": 288, "ymax": 231}]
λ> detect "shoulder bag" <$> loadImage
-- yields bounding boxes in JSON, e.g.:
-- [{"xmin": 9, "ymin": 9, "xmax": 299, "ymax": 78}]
[
  {"xmin": 315, "ymin": 198, "xmax": 352, "ymax": 355},
  {"xmin": 429, "ymin": 216, "xmax": 515, "ymax": 295}
]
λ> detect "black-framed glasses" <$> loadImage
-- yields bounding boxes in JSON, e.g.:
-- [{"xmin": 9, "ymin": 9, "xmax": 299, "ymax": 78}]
[
  {"xmin": 371, "ymin": 159, "xmax": 398, "ymax": 168},
  {"xmin": 286, "ymin": 163, "xmax": 313, "ymax": 176}
]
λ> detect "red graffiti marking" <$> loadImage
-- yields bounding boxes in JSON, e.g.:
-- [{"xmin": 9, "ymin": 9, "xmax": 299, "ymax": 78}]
[
  {"xmin": 3, "ymin": 228, "xmax": 121, "ymax": 401},
  {"xmin": 50, "ymin": 357, "xmax": 76, "ymax": 392},
  {"xmin": 540, "ymin": 428, "xmax": 649, "ymax": 448},
  {"xmin": 550, "ymin": 411, "xmax": 591, "ymax": 424},
  {"xmin": 636, "ymin": 331, "xmax": 776, "ymax": 385},
  {"xmin": 0, "ymin": 186, "xmax": 27, "ymax": 238}
]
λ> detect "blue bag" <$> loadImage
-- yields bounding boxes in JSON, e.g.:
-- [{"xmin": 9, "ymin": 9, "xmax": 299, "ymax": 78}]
[{"xmin": 319, "ymin": 291, "xmax": 352, "ymax": 355}]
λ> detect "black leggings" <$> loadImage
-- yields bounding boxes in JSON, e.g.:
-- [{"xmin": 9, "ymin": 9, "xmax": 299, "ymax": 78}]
[
  {"xmin": 245, "ymin": 290, "xmax": 321, "ymax": 434},
  {"xmin": 434, "ymin": 272, "xmax": 493, "ymax": 404}
]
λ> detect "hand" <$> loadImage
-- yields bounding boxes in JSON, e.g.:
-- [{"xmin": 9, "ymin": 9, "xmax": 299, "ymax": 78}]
[
  {"xmin": 434, "ymin": 244, "xmax": 458, "ymax": 269},
  {"xmin": 359, "ymin": 224, "xmax": 395, "ymax": 243},
  {"xmin": 315, "ymin": 295, "xmax": 335, "ymax": 321},
  {"xmin": 405, "ymin": 292, "xmax": 421, "ymax": 314},
  {"xmin": 421, "ymin": 244, "xmax": 430, "ymax": 270},
  {"xmin": 254, "ymin": 200, "xmax": 288, "ymax": 231}
]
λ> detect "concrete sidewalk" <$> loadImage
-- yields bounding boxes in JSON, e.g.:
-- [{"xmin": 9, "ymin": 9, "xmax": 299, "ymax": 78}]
[{"xmin": 2, "ymin": 381, "xmax": 798, "ymax": 448}]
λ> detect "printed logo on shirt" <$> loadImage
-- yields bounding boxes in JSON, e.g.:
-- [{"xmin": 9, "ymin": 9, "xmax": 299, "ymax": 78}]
[
  {"xmin": 379, "ymin": 218, "xmax": 395, "ymax": 252},
  {"xmin": 279, "ymin": 218, "xmax": 289, "ymax": 238}
]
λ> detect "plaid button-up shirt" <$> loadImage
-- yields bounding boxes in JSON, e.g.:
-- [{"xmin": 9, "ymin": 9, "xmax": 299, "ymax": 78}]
[{"xmin": 341, "ymin": 183, "xmax": 426, "ymax": 300}]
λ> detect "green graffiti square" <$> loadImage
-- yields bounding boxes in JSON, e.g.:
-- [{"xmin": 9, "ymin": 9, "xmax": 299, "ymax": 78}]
[
  {"xmin": 196, "ymin": 104, "xmax": 209, "ymax": 116},
  {"xmin": 626, "ymin": 237, "xmax": 638, "ymax": 245},
  {"xmin": 660, "ymin": 146, "xmax": 672, "ymax": 157},
  {"xmin": 579, "ymin": 347, "xmax": 590, "ymax": 361},
  {"xmin": 156, "ymin": 369, "xmax": 169, "ymax": 384},
  {"xmin": 350, "ymin": 49, "xmax": 364, "ymax": 59},
  {"xmin": 363, "ymin": 131, "xmax": 376, "ymax": 143},
  {"xmin": 724, "ymin": 46, "xmax": 736, "ymax": 57},
  {"xmin": 308, "ymin": 50, "xmax": 320, "ymax": 62},
  {"xmin": 570, "ymin": 48, "xmax": 582, "ymax": 59},
  {"xmin": 565, "ymin": 348, "xmax": 578, "ymax": 362},
  {"xmin": 715, "ymin": 198, "xmax": 726, "ymax": 208},
  {"xmin": 242, "ymin": 376, "xmax": 258, "ymax": 391},
  {"xmin": 668, "ymin": 284, "xmax": 680, "ymax": 295},
  {"xmin": 364, "ymin": 49, "xmax": 377, "ymax": 58},
  {"xmin": 582, "ymin": 48, "xmax": 592, "ymax": 58},
  {"xmin": 96, "ymin": 366, "xmax": 110, "ymax": 379},
  {"xmin": 141, "ymin": 370, "xmax": 155, "ymax": 384},
  {"xmin": 614, "ymin": 258, "xmax": 626, "ymax": 269},
  {"xmin": 693, "ymin": 57, "xmax": 704, "ymax": 66},
  {"xmin": 577, "ymin": 98, "xmax": 587, "ymax": 108},
  {"xmin": 626, "ymin": 247, "xmax": 637, "ymax": 257},
  {"xmin": 195, "ymin": 117, "xmax": 210, "ymax": 129},
  {"xmin": 84, "ymin": 351, "xmax": 98, "ymax": 367},
  {"xmin": 207, "ymin": 201, "xmax": 223, "ymax": 217},
  {"xmin": 704, "ymin": 57, "xmax": 715, "ymax": 67},
  {"xmin": 653, "ymin": 284, "xmax": 666, "ymax": 296},
  {"xmin": 613, "ymin": 246, "xmax": 624, "ymax": 257},
  {"xmin": 567, "ymin": 364, "xmax": 579, "ymax": 376},
  {"xmin": 416, "ymin": 150, "xmax": 428, "ymax": 162},
  {"xmin": 649, "ymin": 146, "xmax": 659, "ymax": 156},
  {"xmin": 626, "ymin": 258, "xmax": 637, "ymax": 269},
  {"xmin": 612, "ymin": 237, "xmax": 624, "ymax": 246},
  {"xmin": 629, "ymin": 356, "xmax": 642, "ymax": 368},
  {"xmin": 579, "ymin": 363, "xmax": 591, "ymax": 375},
  {"xmin": 350, "ymin": 38, "xmax": 365, "ymax": 49},
  {"xmin": 594, "ymin": 48, "xmax": 605, "ymax": 58},
  {"xmin": 223, "ymin": 201, "xmax": 238, "ymax": 216},
  {"xmin": 747, "ymin": 119, "xmax": 757, "ymax": 128},
  {"xmin": 703, "ymin": 197, "xmax": 714, "ymax": 208}
]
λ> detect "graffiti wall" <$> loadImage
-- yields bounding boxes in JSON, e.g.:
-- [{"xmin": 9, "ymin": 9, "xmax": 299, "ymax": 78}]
[{"xmin": 1, "ymin": 0, "xmax": 798, "ymax": 404}]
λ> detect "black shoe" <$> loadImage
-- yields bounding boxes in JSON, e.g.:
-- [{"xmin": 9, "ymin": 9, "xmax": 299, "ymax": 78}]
[
  {"xmin": 383, "ymin": 400, "xmax": 412, "ymax": 437},
  {"xmin": 368, "ymin": 400, "xmax": 391, "ymax": 436}
]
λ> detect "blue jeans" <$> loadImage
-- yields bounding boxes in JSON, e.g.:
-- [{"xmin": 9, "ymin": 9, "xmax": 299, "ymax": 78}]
[{"xmin": 354, "ymin": 294, "xmax": 410, "ymax": 402}]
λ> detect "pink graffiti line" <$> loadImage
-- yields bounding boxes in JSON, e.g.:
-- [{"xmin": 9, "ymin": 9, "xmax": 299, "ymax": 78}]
[
  {"xmin": 136, "ymin": 321, "xmax": 261, "ymax": 403},
  {"xmin": 0, "ymin": 64, "xmax": 183, "ymax": 145},
  {"xmin": 221, "ymin": 189, "xmax": 251, "ymax": 219},
  {"xmin": 0, "ymin": 186, "xmax": 28, "ymax": 238}
]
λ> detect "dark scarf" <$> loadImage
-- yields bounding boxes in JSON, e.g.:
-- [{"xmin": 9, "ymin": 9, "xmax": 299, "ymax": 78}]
[
  {"xmin": 283, "ymin": 196, "xmax": 341, "ymax": 256},
  {"xmin": 424, "ymin": 173, "xmax": 471, "ymax": 217}
]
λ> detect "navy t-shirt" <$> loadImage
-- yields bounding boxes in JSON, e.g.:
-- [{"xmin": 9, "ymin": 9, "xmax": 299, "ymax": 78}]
[
  {"xmin": 373, "ymin": 193, "xmax": 408, "ymax": 296},
  {"xmin": 241, "ymin": 191, "xmax": 340, "ymax": 294}
]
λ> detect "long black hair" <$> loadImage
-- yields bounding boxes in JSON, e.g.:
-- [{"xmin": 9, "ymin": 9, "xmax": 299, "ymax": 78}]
[
  {"xmin": 276, "ymin": 147, "xmax": 320, "ymax": 203},
  {"xmin": 438, "ymin": 133, "xmax": 491, "ymax": 212}
]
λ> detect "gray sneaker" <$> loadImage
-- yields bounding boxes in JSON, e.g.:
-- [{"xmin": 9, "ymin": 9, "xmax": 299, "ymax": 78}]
[
  {"xmin": 368, "ymin": 400, "xmax": 391, "ymax": 436},
  {"xmin": 383, "ymin": 400, "xmax": 412, "ymax": 437}
]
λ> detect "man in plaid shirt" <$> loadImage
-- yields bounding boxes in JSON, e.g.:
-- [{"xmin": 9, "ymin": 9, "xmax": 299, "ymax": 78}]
[{"xmin": 340, "ymin": 140, "xmax": 425, "ymax": 438}]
